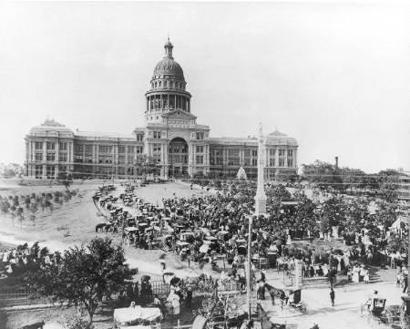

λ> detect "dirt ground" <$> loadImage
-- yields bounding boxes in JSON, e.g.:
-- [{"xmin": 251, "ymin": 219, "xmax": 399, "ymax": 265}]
[{"xmin": 0, "ymin": 180, "xmax": 212, "ymax": 277}]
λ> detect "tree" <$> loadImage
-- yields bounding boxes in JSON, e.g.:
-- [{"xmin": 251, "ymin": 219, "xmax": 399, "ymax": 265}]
[
  {"xmin": 300, "ymin": 160, "xmax": 343, "ymax": 191},
  {"xmin": 320, "ymin": 195, "xmax": 346, "ymax": 233},
  {"xmin": 26, "ymin": 237, "xmax": 135, "ymax": 325},
  {"xmin": 377, "ymin": 169, "xmax": 400, "ymax": 203}
]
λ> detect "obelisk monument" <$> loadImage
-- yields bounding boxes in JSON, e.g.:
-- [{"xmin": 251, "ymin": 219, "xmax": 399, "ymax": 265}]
[{"xmin": 254, "ymin": 123, "xmax": 267, "ymax": 216}]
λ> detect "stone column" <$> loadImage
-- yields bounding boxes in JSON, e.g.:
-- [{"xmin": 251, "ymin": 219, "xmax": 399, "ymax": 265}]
[
  {"xmin": 69, "ymin": 142, "xmax": 74, "ymax": 175},
  {"xmin": 113, "ymin": 144, "xmax": 118, "ymax": 179},
  {"xmin": 204, "ymin": 144, "xmax": 210, "ymax": 176},
  {"xmin": 294, "ymin": 147, "xmax": 297, "ymax": 168},
  {"xmin": 188, "ymin": 142, "xmax": 193, "ymax": 177},
  {"xmin": 42, "ymin": 141, "xmax": 47, "ymax": 179},
  {"xmin": 54, "ymin": 140, "xmax": 59, "ymax": 179},
  {"xmin": 239, "ymin": 149, "xmax": 244, "ymax": 167}
]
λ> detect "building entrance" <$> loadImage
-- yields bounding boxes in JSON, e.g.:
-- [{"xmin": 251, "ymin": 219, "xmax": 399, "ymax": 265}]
[{"xmin": 169, "ymin": 137, "xmax": 188, "ymax": 177}]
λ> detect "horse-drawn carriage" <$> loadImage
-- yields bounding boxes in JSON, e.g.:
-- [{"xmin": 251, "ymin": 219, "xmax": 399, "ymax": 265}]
[{"xmin": 361, "ymin": 298, "xmax": 405, "ymax": 328}]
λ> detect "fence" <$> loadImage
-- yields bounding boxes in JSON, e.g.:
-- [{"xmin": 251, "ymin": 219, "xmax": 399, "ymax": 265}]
[
  {"xmin": 0, "ymin": 279, "xmax": 243, "ymax": 307},
  {"xmin": 0, "ymin": 287, "xmax": 50, "ymax": 307}
]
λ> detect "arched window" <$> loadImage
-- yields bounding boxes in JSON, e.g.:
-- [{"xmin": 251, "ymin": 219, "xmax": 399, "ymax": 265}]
[
  {"xmin": 170, "ymin": 81, "xmax": 174, "ymax": 88},
  {"xmin": 159, "ymin": 81, "xmax": 162, "ymax": 87},
  {"xmin": 164, "ymin": 81, "xmax": 168, "ymax": 88},
  {"xmin": 155, "ymin": 82, "xmax": 157, "ymax": 88}
]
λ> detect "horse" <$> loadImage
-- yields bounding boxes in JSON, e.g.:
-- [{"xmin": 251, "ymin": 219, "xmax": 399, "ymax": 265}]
[{"xmin": 95, "ymin": 223, "xmax": 107, "ymax": 232}]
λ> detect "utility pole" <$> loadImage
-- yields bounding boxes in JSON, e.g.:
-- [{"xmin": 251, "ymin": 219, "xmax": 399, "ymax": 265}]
[
  {"xmin": 402, "ymin": 214, "xmax": 410, "ymax": 317},
  {"xmin": 247, "ymin": 215, "xmax": 253, "ymax": 321}
]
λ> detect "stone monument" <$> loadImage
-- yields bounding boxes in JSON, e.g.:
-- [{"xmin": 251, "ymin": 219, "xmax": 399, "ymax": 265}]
[{"xmin": 254, "ymin": 123, "xmax": 267, "ymax": 216}]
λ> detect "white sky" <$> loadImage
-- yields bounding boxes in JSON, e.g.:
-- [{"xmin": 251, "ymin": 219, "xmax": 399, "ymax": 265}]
[{"xmin": 0, "ymin": 1, "xmax": 409, "ymax": 173}]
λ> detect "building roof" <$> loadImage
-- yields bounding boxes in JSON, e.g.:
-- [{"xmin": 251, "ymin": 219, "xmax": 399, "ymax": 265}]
[
  {"xmin": 209, "ymin": 129, "xmax": 298, "ymax": 147},
  {"xmin": 29, "ymin": 119, "xmax": 74, "ymax": 137},
  {"xmin": 74, "ymin": 130, "xmax": 135, "ymax": 140},
  {"xmin": 265, "ymin": 129, "xmax": 298, "ymax": 146}
]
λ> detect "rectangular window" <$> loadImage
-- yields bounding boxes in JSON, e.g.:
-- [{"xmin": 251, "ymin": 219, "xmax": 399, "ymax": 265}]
[
  {"xmin": 228, "ymin": 149, "xmax": 239, "ymax": 157},
  {"xmin": 75, "ymin": 144, "xmax": 84, "ymax": 153},
  {"xmin": 196, "ymin": 146, "xmax": 204, "ymax": 153},
  {"xmin": 196, "ymin": 132, "xmax": 204, "ymax": 140},
  {"xmin": 46, "ymin": 153, "xmax": 55, "ymax": 161},
  {"xmin": 59, "ymin": 142, "xmax": 67, "ymax": 151},
  {"xmin": 287, "ymin": 158, "xmax": 293, "ymax": 167},
  {"xmin": 136, "ymin": 146, "xmax": 143, "ymax": 154},
  {"xmin": 35, "ymin": 165, "xmax": 42, "ymax": 178},
  {"xmin": 137, "ymin": 134, "xmax": 144, "ymax": 142},
  {"xmin": 269, "ymin": 149, "xmax": 276, "ymax": 156},
  {"xmin": 85, "ymin": 145, "xmax": 93, "ymax": 154},
  {"xmin": 287, "ymin": 149, "xmax": 293, "ymax": 157},
  {"xmin": 244, "ymin": 149, "xmax": 251, "ymax": 157},
  {"xmin": 196, "ymin": 155, "xmax": 203, "ymax": 164},
  {"xmin": 46, "ymin": 165, "xmax": 55, "ymax": 179},
  {"xmin": 252, "ymin": 150, "xmax": 258, "ymax": 157},
  {"xmin": 59, "ymin": 153, "xmax": 67, "ymax": 162},
  {"xmin": 269, "ymin": 158, "xmax": 275, "ymax": 167},
  {"xmin": 35, "ymin": 153, "xmax": 43, "ymax": 162},
  {"xmin": 118, "ymin": 146, "xmax": 125, "ymax": 154},
  {"xmin": 279, "ymin": 149, "xmax": 285, "ymax": 156},
  {"xmin": 153, "ymin": 131, "xmax": 161, "ymax": 139},
  {"xmin": 127, "ymin": 146, "xmax": 135, "ymax": 154},
  {"xmin": 46, "ymin": 142, "xmax": 55, "ymax": 150},
  {"xmin": 279, "ymin": 158, "xmax": 285, "ymax": 167},
  {"xmin": 153, "ymin": 144, "xmax": 161, "ymax": 153},
  {"xmin": 99, "ymin": 145, "xmax": 112, "ymax": 153},
  {"xmin": 252, "ymin": 159, "xmax": 257, "ymax": 166},
  {"xmin": 35, "ymin": 142, "xmax": 43, "ymax": 150}
]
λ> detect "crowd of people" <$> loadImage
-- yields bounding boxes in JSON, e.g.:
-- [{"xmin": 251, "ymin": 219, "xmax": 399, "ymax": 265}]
[{"xmin": 93, "ymin": 179, "xmax": 407, "ymax": 283}]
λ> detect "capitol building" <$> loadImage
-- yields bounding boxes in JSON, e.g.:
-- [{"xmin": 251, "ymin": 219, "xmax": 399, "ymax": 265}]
[{"xmin": 25, "ymin": 40, "xmax": 298, "ymax": 180}]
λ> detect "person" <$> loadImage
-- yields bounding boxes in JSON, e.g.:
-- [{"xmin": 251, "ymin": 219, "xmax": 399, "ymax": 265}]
[
  {"xmin": 257, "ymin": 280, "xmax": 266, "ymax": 300},
  {"xmin": 366, "ymin": 290, "xmax": 379, "ymax": 311},
  {"xmin": 330, "ymin": 288, "xmax": 335, "ymax": 306},
  {"xmin": 403, "ymin": 271, "xmax": 408, "ymax": 293},
  {"xmin": 364, "ymin": 269, "xmax": 370, "ymax": 284},
  {"xmin": 185, "ymin": 286, "xmax": 193, "ymax": 308},
  {"xmin": 160, "ymin": 260, "xmax": 166, "ymax": 283}
]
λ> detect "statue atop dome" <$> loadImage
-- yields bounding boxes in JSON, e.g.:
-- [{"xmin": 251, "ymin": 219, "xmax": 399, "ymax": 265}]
[{"xmin": 164, "ymin": 37, "xmax": 173, "ymax": 59}]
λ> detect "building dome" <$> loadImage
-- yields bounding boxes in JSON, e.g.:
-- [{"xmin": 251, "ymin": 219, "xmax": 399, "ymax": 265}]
[
  {"xmin": 153, "ymin": 58, "xmax": 184, "ymax": 80},
  {"xmin": 152, "ymin": 38, "xmax": 185, "ymax": 81}
]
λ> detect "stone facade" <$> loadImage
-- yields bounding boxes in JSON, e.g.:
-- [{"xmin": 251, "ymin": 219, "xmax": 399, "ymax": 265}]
[{"xmin": 25, "ymin": 39, "xmax": 298, "ymax": 180}]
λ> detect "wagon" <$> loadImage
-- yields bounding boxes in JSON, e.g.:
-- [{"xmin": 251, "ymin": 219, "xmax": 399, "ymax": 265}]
[{"xmin": 113, "ymin": 306, "xmax": 162, "ymax": 329}]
